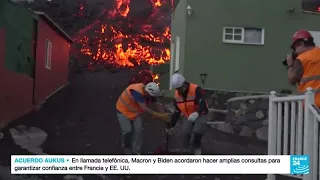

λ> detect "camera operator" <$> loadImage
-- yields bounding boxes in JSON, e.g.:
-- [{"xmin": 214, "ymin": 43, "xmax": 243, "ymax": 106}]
[{"xmin": 285, "ymin": 29, "xmax": 320, "ymax": 107}]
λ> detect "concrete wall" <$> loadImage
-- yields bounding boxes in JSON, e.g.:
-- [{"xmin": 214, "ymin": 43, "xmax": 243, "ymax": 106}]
[
  {"xmin": 170, "ymin": 0, "xmax": 187, "ymax": 75},
  {"xmin": 0, "ymin": 29, "xmax": 34, "ymax": 128},
  {"xmin": 34, "ymin": 17, "xmax": 70, "ymax": 105},
  {"xmin": 153, "ymin": 0, "xmax": 187, "ymax": 91}
]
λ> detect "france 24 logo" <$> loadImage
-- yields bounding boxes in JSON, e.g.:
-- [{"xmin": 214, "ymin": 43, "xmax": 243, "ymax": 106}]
[{"xmin": 290, "ymin": 155, "xmax": 310, "ymax": 175}]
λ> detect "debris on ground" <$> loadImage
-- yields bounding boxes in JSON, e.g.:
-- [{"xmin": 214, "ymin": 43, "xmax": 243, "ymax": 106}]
[{"xmin": 9, "ymin": 125, "xmax": 47, "ymax": 155}]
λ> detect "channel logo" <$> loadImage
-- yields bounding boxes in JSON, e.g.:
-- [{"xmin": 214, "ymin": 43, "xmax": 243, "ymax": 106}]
[{"xmin": 290, "ymin": 155, "xmax": 309, "ymax": 175}]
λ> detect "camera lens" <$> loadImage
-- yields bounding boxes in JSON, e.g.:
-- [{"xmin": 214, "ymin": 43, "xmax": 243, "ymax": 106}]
[{"xmin": 282, "ymin": 59, "xmax": 288, "ymax": 66}]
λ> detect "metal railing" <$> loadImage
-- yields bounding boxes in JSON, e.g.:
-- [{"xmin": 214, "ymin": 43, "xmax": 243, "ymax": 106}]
[{"xmin": 267, "ymin": 87, "xmax": 320, "ymax": 180}]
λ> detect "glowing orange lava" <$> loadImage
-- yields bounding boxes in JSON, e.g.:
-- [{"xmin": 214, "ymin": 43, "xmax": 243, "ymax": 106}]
[{"xmin": 73, "ymin": 0, "xmax": 173, "ymax": 67}]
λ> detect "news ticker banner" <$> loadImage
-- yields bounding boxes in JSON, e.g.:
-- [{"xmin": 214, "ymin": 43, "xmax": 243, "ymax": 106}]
[{"xmin": 11, "ymin": 155, "xmax": 309, "ymax": 174}]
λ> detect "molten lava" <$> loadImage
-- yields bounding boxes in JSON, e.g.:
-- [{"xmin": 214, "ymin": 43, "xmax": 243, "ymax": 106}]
[{"xmin": 73, "ymin": 0, "xmax": 173, "ymax": 67}]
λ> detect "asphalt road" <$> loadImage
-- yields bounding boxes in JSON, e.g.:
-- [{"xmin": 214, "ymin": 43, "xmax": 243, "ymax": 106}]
[{"xmin": 0, "ymin": 70, "xmax": 267, "ymax": 180}]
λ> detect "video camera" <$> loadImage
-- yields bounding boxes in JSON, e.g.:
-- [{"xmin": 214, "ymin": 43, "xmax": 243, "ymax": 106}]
[{"xmin": 282, "ymin": 52, "xmax": 298, "ymax": 66}]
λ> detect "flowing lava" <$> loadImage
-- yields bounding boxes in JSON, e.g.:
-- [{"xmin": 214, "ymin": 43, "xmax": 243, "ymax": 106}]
[{"xmin": 73, "ymin": 0, "xmax": 174, "ymax": 69}]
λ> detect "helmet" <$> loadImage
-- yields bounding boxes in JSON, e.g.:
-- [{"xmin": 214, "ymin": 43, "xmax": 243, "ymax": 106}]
[
  {"xmin": 291, "ymin": 30, "xmax": 313, "ymax": 48},
  {"xmin": 171, "ymin": 73, "xmax": 185, "ymax": 89},
  {"xmin": 129, "ymin": 70, "xmax": 153, "ymax": 85},
  {"xmin": 139, "ymin": 70, "xmax": 153, "ymax": 85},
  {"xmin": 145, "ymin": 82, "xmax": 160, "ymax": 96}
]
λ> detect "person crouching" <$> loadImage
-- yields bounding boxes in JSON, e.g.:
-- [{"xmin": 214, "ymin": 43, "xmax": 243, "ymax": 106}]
[{"xmin": 116, "ymin": 82, "xmax": 170, "ymax": 155}]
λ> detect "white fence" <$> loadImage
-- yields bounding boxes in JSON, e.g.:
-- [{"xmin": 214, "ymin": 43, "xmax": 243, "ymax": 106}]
[{"xmin": 267, "ymin": 87, "xmax": 320, "ymax": 180}]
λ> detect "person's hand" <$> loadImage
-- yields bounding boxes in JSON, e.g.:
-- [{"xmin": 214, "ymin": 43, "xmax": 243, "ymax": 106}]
[
  {"xmin": 188, "ymin": 112, "xmax": 199, "ymax": 122},
  {"xmin": 286, "ymin": 54, "xmax": 294, "ymax": 66},
  {"xmin": 152, "ymin": 112, "xmax": 170, "ymax": 122},
  {"xmin": 165, "ymin": 123, "xmax": 175, "ymax": 134},
  {"xmin": 161, "ymin": 113, "xmax": 171, "ymax": 122},
  {"xmin": 159, "ymin": 113, "xmax": 170, "ymax": 122},
  {"xmin": 166, "ymin": 127, "xmax": 175, "ymax": 134}
]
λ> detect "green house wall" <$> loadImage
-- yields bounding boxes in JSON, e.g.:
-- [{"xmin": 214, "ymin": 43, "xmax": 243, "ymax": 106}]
[
  {"xmin": 0, "ymin": 1, "xmax": 4, "ymax": 28},
  {"xmin": 155, "ymin": 0, "xmax": 320, "ymax": 93},
  {"xmin": 2, "ymin": 1, "xmax": 35, "ymax": 77},
  {"xmin": 152, "ymin": 0, "xmax": 187, "ymax": 92}
]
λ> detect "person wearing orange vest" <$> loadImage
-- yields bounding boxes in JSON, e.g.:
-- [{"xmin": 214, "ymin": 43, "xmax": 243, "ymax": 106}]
[
  {"xmin": 169, "ymin": 73, "xmax": 208, "ymax": 155},
  {"xmin": 116, "ymin": 82, "xmax": 170, "ymax": 154},
  {"xmin": 286, "ymin": 30, "xmax": 320, "ymax": 107}
]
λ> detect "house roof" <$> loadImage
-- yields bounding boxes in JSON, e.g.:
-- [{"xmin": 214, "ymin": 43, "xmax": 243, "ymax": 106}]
[{"xmin": 33, "ymin": 11, "xmax": 73, "ymax": 43}]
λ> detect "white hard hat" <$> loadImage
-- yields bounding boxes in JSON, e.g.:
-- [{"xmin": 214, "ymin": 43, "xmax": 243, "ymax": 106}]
[
  {"xmin": 171, "ymin": 73, "xmax": 185, "ymax": 89},
  {"xmin": 145, "ymin": 82, "xmax": 160, "ymax": 96}
]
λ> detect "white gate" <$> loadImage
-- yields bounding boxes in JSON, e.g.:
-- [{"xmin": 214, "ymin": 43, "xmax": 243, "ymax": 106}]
[{"xmin": 267, "ymin": 87, "xmax": 320, "ymax": 180}]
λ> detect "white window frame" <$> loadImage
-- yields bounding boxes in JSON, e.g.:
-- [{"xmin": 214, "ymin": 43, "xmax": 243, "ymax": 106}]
[
  {"xmin": 174, "ymin": 36, "xmax": 180, "ymax": 72},
  {"xmin": 309, "ymin": 31, "xmax": 320, "ymax": 46},
  {"xmin": 222, "ymin": 27, "xmax": 265, "ymax": 45},
  {"xmin": 169, "ymin": 41, "xmax": 175, "ymax": 90},
  {"xmin": 301, "ymin": 0, "xmax": 320, "ymax": 14},
  {"xmin": 45, "ymin": 39, "xmax": 52, "ymax": 70}
]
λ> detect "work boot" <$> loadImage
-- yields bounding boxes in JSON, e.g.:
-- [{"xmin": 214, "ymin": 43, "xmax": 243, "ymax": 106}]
[
  {"xmin": 193, "ymin": 133, "xmax": 202, "ymax": 155},
  {"xmin": 194, "ymin": 148, "xmax": 202, "ymax": 155}
]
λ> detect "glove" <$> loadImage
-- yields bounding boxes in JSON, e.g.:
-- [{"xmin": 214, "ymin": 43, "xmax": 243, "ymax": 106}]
[
  {"xmin": 158, "ymin": 113, "xmax": 170, "ymax": 122},
  {"xmin": 188, "ymin": 112, "xmax": 199, "ymax": 122},
  {"xmin": 152, "ymin": 112, "xmax": 170, "ymax": 122},
  {"xmin": 166, "ymin": 127, "xmax": 175, "ymax": 134},
  {"xmin": 165, "ymin": 123, "xmax": 174, "ymax": 134}
]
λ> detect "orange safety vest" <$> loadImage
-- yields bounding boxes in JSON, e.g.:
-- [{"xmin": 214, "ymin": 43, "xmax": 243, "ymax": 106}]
[
  {"xmin": 174, "ymin": 83, "xmax": 208, "ymax": 118},
  {"xmin": 298, "ymin": 47, "xmax": 320, "ymax": 107},
  {"xmin": 116, "ymin": 83, "xmax": 145, "ymax": 120}
]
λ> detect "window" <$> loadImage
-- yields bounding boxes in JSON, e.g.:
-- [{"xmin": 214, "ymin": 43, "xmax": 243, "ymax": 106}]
[
  {"xmin": 45, "ymin": 40, "xmax": 52, "ymax": 69},
  {"xmin": 302, "ymin": 0, "xmax": 320, "ymax": 13},
  {"xmin": 223, "ymin": 27, "xmax": 265, "ymax": 45}
]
